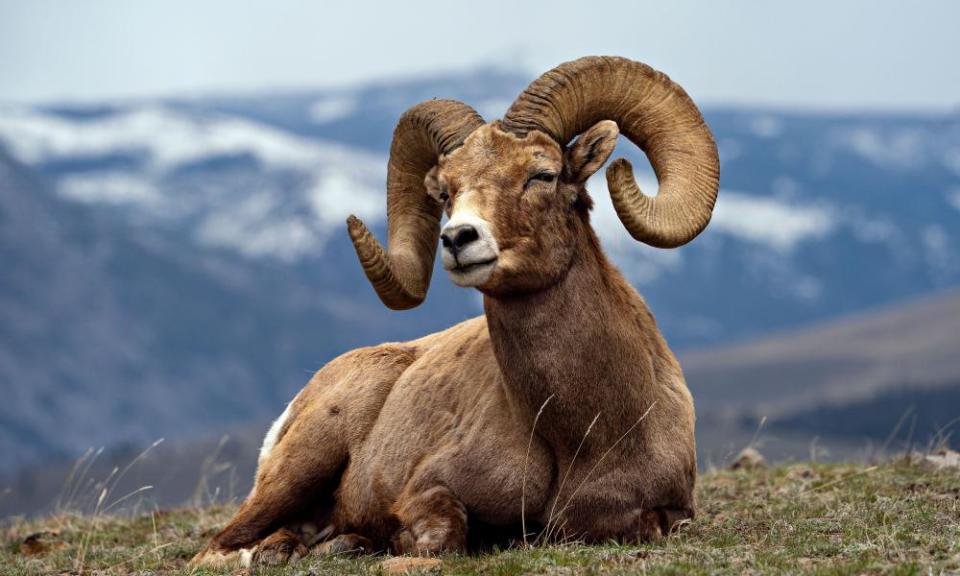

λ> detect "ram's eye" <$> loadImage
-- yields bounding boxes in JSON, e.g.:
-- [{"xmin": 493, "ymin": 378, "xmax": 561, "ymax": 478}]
[
  {"xmin": 438, "ymin": 189, "xmax": 449, "ymax": 203},
  {"xmin": 525, "ymin": 172, "xmax": 557, "ymax": 188}
]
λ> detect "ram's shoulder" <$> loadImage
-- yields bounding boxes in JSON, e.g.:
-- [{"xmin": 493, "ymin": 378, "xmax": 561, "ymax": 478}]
[{"xmin": 403, "ymin": 315, "xmax": 489, "ymax": 353}]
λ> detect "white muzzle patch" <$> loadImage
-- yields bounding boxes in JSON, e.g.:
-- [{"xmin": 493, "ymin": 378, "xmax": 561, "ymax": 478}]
[{"xmin": 440, "ymin": 207, "xmax": 499, "ymax": 287}]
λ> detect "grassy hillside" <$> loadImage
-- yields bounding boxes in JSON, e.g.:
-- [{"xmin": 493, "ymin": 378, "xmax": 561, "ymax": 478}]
[{"xmin": 3, "ymin": 458, "xmax": 958, "ymax": 575}]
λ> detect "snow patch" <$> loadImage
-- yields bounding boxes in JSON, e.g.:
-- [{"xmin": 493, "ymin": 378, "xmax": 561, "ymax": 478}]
[
  {"xmin": 59, "ymin": 173, "xmax": 161, "ymax": 206},
  {"xmin": 718, "ymin": 138, "xmax": 743, "ymax": 164},
  {"xmin": 712, "ymin": 191, "xmax": 835, "ymax": 251},
  {"xmin": 197, "ymin": 192, "xmax": 321, "ymax": 262},
  {"xmin": 922, "ymin": 224, "xmax": 952, "ymax": 274},
  {"xmin": 791, "ymin": 276, "xmax": 823, "ymax": 301},
  {"xmin": 947, "ymin": 188, "xmax": 960, "ymax": 212},
  {"xmin": 195, "ymin": 162, "xmax": 386, "ymax": 261},
  {"xmin": 0, "ymin": 105, "xmax": 378, "ymax": 173},
  {"xmin": 0, "ymin": 105, "xmax": 391, "ymax": 261},
  {"xmin": 749, "ymin": 115, "xmax": 783, "ymax": 139},
  {"xmin": 308, "ymin": 169, "xmax": 383, "ymax": 228},
  {"xmin": 944, "ymin": 148, "xmax": 960, "ymax": 176},
  {"xmin": 771, "ymin": 176, "xmax": 799, "ymax": 198},
  {"xmin": 851, "ymin": 217, "xmax": 899, "ymax": 244},
  {"xmin": 309, "ymin": 95, "xmax": 357, "ymax": 124},
  {"xmin": 835, "ymin": 127, "xmax": 925, "ymax": 169}
]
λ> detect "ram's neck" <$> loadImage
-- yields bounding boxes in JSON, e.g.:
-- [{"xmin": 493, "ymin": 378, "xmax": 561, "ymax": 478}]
[{"xmin": 483, "ymin": 221, "xmax": 666, "ymax": 448}]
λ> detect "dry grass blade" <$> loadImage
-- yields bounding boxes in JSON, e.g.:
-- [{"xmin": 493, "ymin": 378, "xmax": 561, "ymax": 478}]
[
  {"xmin": 747, "ymin": 415, "xmax": 767, "ymax": 451},
  {"xmin": 102, "ymin": 485, "xmax": 154, "ymax": 514},
  {"xmin": 55, "ymin": 447, "xmax": 94, "ymax": 512},
  {"xmin": 192, "ymin": 434, "xmax": 234, "ymax": 507},
  {"xmin": 59, "ymin": 447, "xmax": 104, "ymax": 514},
  {"xmin": 109, "ymin": 439, "xmax": 164, "ymax": 503},
  {"xmin": 522, "ymin": 394, "xmax": 554, "ymax": 547},
  {"xmin": 541, "ymin": 411, "xmax": 602, "ymax": 544},
  {"xmin": 548, "ymin": 401, "xmax": 657, "ymax": 533}
]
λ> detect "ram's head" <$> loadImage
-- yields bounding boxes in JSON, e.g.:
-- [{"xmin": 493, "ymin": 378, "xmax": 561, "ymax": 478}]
[{"xmin": 347, "ymin": 56, "xmax": 720, "ymax": 309}]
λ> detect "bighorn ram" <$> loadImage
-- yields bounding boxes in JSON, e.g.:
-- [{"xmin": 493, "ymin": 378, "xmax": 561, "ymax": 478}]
[{"xmin": 193, "ymin": 56, "xmax": 719, "ymax": 567}]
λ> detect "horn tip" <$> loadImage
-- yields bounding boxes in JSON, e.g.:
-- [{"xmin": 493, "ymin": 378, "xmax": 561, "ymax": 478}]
[
  {"xmin": 606, "ymin": 157, "xmax": 636, "ymax": 186},
  {"xmin": 607, "ymin": 157, "xmax": 632, "ymax": 171},
  {"xmin": 346, "ymin": 214, "xmax": 367, "ymax": 239}
]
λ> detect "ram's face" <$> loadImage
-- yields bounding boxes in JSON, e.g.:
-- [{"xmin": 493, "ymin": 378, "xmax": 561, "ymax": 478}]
[{"xmin": 428, "ymin": 121, "xmax": 619, "ymax": 296}]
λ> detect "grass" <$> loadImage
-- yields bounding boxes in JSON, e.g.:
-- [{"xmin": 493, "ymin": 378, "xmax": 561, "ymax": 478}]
[{"xmin": 2, "ymin": 458, "xmax": 958, "ymax": 575}]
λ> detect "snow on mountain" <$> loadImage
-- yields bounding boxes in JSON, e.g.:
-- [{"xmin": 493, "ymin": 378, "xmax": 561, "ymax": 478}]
[
  {"xmin": 0, "ymin": 105, "xmax": 346, "ymax": 170},
  {"xmin": 711, "ymin": 191, "xmax": 835, "ymax": 251},
  {"xmin": 59, "ymin": 172, "xmax": 162, "ymax": 206},
  {"xmin": 309, "ymin": 95, "xmax": 358, "ymax": 124},
  {"xmin": 0, "ymin": 105, "xmax": 387, "ymax": 261}
]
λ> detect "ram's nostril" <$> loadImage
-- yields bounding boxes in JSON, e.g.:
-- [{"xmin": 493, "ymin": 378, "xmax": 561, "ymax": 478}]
[
  {"xmin": 453, "ymin": 226, "xmax": 479, "ymax": 249},
  {"xmin": 441, "ymin": 225, "xmax": 480, "ymax": 253}
]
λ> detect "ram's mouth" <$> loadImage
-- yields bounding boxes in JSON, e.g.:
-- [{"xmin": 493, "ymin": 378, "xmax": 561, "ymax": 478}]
[
  {"xmin": 453, "ymin": 257, "xmax": 497, "ymax": 273},
  {"xmin": 447, "ymin": 257, "xmax": 498, "ymax": 287}
]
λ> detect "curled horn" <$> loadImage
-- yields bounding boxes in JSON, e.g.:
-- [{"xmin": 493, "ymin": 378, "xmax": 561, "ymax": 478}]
[
  {"xmin": 348, "ymin": 100, "xmax": 484, "ymax": 309},
  {"xmin": 501, "ymin": 56, "xmax": 720, "ymax": 248}
]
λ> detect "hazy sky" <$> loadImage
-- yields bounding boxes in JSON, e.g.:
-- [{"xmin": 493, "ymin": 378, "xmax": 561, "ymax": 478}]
[{"xmin": 2, "ymin": 0, "xmax": 958, "ymax": 110}]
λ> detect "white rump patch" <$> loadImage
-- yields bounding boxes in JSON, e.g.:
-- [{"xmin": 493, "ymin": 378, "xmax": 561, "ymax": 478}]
[
  {"xmin": 239, "ymin": 548, "xmax": 253, "ymax": 568},
  {"xmin": 258, "ymin": 402, "xmax": 293, "ymax": 467}
]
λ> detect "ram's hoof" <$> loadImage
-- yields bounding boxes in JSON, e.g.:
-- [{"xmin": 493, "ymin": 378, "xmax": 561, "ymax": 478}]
[
  {"xmin": 316, "ymin": 533, "xmax": 373, "ymax": 556},
  {"xmin": 252, "ymin": 528, "xmax": 309, "ymax": 565}
]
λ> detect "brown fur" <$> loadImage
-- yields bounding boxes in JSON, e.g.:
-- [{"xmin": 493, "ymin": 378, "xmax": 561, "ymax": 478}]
[{"xmin": 192, "ymin": 122, "xmax": 697, "ymax": 568}]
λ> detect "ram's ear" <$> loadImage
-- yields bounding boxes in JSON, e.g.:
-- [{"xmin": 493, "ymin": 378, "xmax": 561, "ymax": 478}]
[
  {"xmin": 565, "ymin": 120, "xmax": 619, "ymax": 184},
  {"xmin": 423, "ymin": 165, "xmax": 442, "ymax": 204}
]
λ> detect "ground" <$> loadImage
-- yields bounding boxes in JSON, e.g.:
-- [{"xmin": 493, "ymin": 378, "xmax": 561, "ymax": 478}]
[{"xmin": 2, "ymin": 459, "xmax": 958, "ymax": 575}]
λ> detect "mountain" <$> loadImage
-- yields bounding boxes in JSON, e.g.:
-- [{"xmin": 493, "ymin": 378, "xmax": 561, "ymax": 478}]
[{"xmin": 1, "ymin": 67, "xmax": 959, "ymax": 482}]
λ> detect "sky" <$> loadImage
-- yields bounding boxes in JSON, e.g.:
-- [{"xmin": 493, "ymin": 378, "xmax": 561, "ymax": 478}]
[{"xmin": 1, "ymin": 0, "xmax": 959, "ymax": 111}]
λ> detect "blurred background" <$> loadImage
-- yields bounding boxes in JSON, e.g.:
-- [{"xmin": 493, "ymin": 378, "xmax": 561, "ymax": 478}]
[{"xmin": 1, "ymin": 0, "xmax": 958, "ymax": 517}]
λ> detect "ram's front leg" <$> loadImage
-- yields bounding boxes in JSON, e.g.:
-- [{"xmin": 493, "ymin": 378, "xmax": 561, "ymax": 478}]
[{"xmin": 391, "ymin": 484, "xmax": 467, "ymax": 555}]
